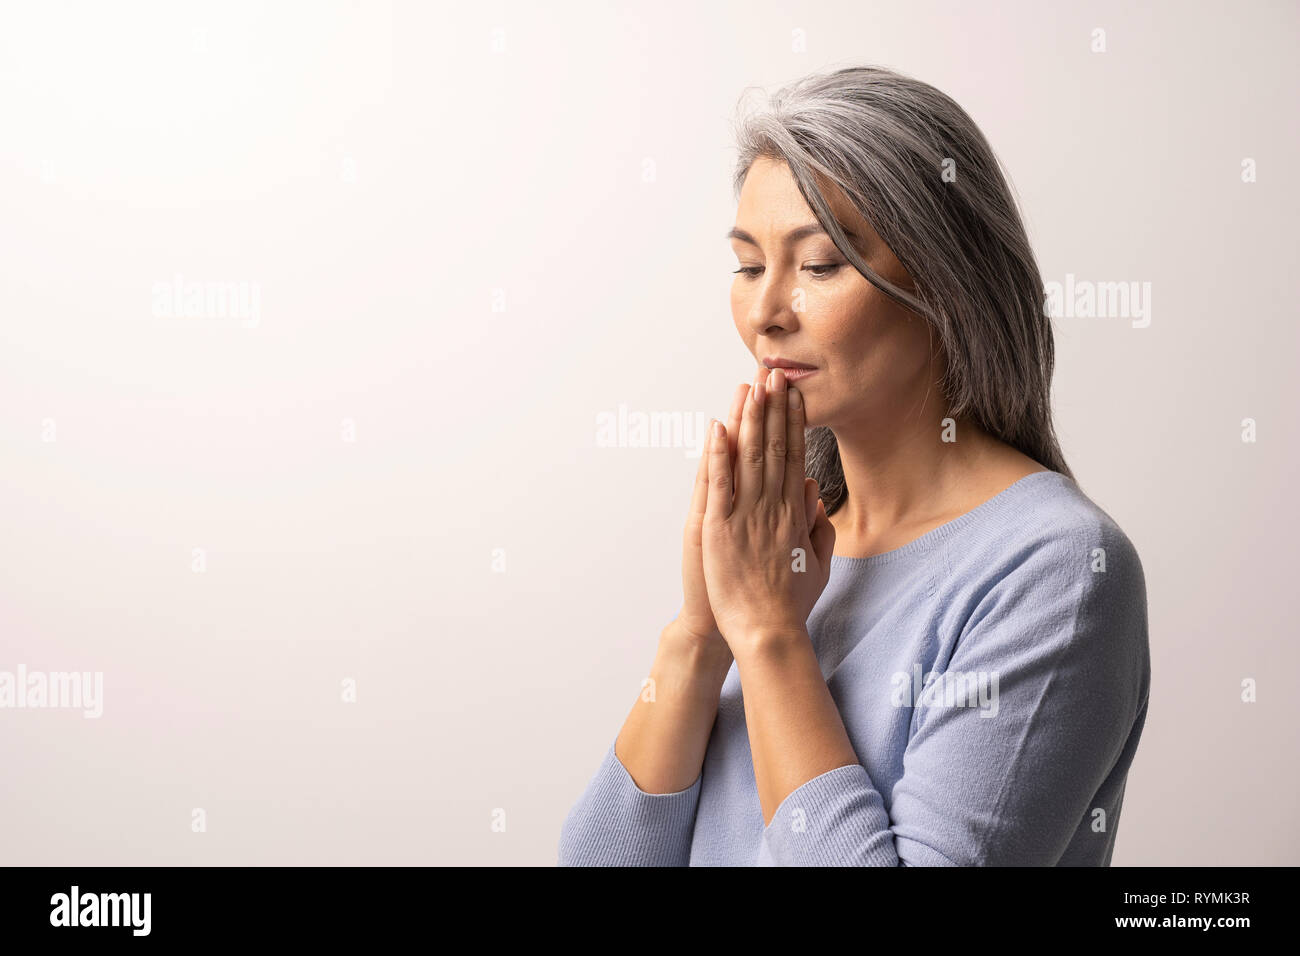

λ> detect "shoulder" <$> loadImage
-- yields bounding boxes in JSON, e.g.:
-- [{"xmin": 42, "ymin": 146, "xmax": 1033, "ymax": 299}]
[
  {"xmin": 956, "ymin": 471, "xmax": 1144, "ymax": 588},
  {"xmin": 938, "ymin": 474, "xmax": 1149, "ymax": 709},
  {"xmin": 942, "ymin": 472, "xmax": 1148, "ymax": 651}
]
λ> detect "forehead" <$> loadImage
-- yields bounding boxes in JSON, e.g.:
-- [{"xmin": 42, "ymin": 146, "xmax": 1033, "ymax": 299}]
[{"xmin": 735, "ymin": 155, "xmax": 866, "ymax": 235}]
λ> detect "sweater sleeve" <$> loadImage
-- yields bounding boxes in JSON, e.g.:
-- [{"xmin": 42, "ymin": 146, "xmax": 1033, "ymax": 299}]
[
  {"xmin": 557, "ymin": 737, "xmax": 703, "ymax": 866},
  {"xmin": 762, "ymin": 522, "xmax": 1150, "ymax": 866}
]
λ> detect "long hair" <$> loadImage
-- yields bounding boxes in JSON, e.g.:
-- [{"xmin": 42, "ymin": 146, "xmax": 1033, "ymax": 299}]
[{"xmin": 730, "ymin": 66, "xmax": 1071, "ymax": 515}]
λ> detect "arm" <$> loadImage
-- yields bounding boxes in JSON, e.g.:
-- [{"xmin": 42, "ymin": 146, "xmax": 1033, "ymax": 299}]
[
  {"xmin": 754, "ymin": 524, "xmax": 1149, "ymax": 866},
  {"xmin": 557, "ymin": 384, "xmax": 752, "ymax": 866},
  {"xmin": 733, "ymin": 627, "xmax": 859, "ymax": 828},
  {"xmin": 700, "ymin": 367, "xmax": 856, "ymax": 829},
  {"xmin": 557, "ymin": 622, "xmax": 732, "ymax": 867}
]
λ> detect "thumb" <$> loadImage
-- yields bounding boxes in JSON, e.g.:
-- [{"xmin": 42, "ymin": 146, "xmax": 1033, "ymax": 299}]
[
  {"xmin": 803, "ymin": 477, "xmax": 819, "ymax": 529},
  {"xmin": 810, "ymin": 497, "xmax": 835, "ymax": 570}
]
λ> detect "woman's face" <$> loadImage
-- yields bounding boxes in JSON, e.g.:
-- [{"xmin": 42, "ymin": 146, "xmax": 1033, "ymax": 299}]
[{"xmin": 728, "ymin": 155, "xmax": 940, "ymax": 431}]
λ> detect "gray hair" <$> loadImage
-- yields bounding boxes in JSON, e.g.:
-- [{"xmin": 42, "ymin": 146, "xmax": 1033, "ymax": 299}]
[{"xmin": 730, "ymin": 66, "xmax": 1072, "ymax": 515}]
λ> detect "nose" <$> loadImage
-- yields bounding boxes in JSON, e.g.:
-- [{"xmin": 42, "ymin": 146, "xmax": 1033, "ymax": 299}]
[{"xmin": 744, "ymin": 266, "xmax": 800, "ymax": 338}]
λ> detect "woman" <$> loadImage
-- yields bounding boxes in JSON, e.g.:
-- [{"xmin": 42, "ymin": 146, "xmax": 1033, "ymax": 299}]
[{"xmin": 558, "ymin": 66, "xmax": 1150, "ymax": 866}]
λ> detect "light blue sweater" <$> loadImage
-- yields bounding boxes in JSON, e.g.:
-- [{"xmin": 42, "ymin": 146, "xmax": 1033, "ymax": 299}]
[{"xmin": 558, "ymin": 471, "xmax": 1150, "ymax": 866}]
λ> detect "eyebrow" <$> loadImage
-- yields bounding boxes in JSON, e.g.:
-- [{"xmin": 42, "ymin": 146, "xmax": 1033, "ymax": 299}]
[{"xmin": 726, "ymin": 223, "xmax": 858, "ymax": 246}]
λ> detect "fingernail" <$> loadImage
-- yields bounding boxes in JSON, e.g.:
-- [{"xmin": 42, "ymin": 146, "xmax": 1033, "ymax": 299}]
[
  {"xmin": 768, "ymin": 367, "xmax": 785, "ymax": 391},
  {"xmin": 712, "ymin": 420, "xmax": 724, "ymax": 438},
  {"xmin": 789, "ymin": 387, "xmax": 801, "ymax": 409},
  {"xmin": 754, "ymin": 378, "xmax": 766, "ymax": 406}
]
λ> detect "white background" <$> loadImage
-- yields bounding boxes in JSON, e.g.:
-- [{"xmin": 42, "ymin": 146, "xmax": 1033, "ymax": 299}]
[{"xmin": 1, "ymin": 0, "xmax": 1296, "ymax": 864}]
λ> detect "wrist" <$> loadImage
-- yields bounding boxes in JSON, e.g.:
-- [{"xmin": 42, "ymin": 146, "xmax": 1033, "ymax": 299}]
[
  {"xmin": 727, "ymin": 623, "xmax": 811, "ymax": 667},
  {"xmin": 666, "ymin": 616, "xmax": 718, "ymax": 645},
  {"xmin": 662, "ymin": 619, "xmax": 734, "ymax": 679}
]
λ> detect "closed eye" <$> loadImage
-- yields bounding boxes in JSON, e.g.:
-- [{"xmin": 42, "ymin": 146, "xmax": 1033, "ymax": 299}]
[
  {"xmin": 804, "ymin": 264, "xmax": 841, "ymax": 278},
  {"xmin": 732, "ymin": 264, "xmax": 841, "ymax": 279}
]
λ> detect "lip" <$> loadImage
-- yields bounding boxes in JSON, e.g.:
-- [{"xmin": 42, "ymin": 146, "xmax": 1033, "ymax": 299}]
[{"xmin": 762, "ymin": 357, "xmax": 818, "ymax": 383}]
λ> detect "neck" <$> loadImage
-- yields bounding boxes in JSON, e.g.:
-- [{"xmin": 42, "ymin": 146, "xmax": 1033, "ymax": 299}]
[{"xmin": 828, "ymin": 408, "xmax": 997, "ymax": 539}]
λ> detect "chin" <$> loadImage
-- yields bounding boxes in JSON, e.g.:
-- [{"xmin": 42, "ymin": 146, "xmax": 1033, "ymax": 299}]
[{"xmin": 803, "ymin": 397, "xmax": 850, "ymax": 432}]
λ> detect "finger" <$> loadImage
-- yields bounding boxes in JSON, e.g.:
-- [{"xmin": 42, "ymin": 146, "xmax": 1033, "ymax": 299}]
[
  {"xmin": 803, "ymin": 477, "xmax": 818, "ymax": 531},
  {"xmin": 705, "ymin": 420, "xmax": 733, "ymax": 522},
  {"xmin": 784, "ymin": 384, "xmax": 807, "ymax": 511},
  {"xmin": 725, "ymin": 382, "xmax": 748, "ymax": 470},
  {"xmin": 687, "ymin": 434, "xmax": 710, "ymax": 523},
  {"xmin": 762, "ymin": 367, "xmax": 787, "ymax": 500},
  {"xmin": 810, "ymin": 497, "xmax": 836, "ymax": 569},
  {"xmin": 734, "ymin": 371, "xmax": 765, "ymax": 511},
  {"xmin": 694, "ymin": 386, "xmax": 744, "ymax": 527},
  {"xmin": 733, "ymin": 368, "xmax": 763, "ymax": 491}
]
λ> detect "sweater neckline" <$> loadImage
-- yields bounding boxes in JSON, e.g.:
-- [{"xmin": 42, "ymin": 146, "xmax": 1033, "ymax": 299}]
[{"xmin": 828, "ymin": 469, "xmax": 1071, "ymax": 569}]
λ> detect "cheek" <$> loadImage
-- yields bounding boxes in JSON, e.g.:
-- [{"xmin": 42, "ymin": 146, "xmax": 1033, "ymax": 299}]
[
  {"xmin": 814, "ymin": 284, "xmax": 931, "ymax": 396},
  {"xmin": 810, "ymin": 283, "xmax": 878, "ymax": 364},
  {"xmin": 730, "ymin": 285, "xmax": 753, "ymax": 342}
]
